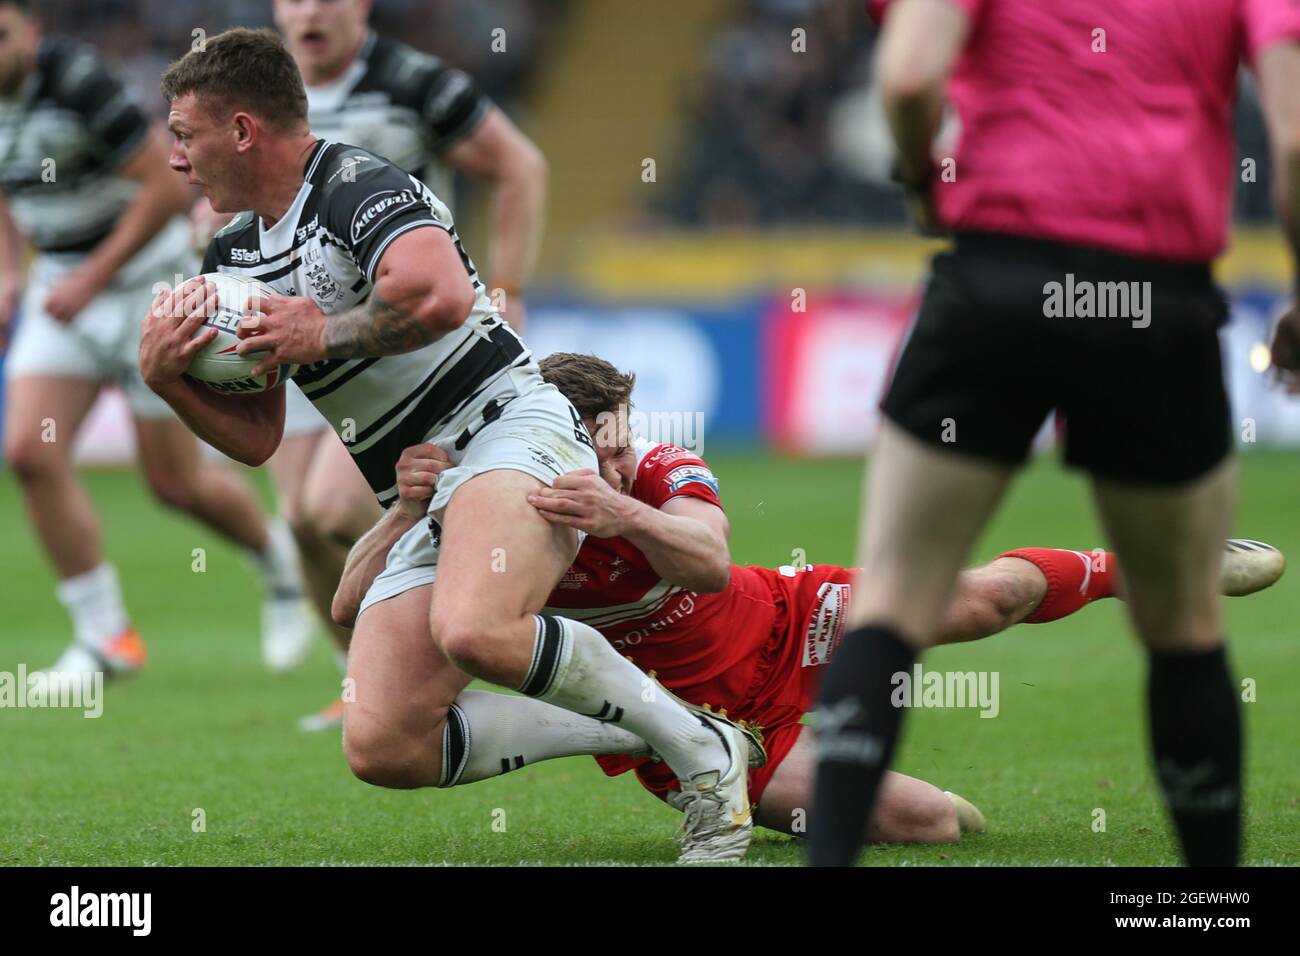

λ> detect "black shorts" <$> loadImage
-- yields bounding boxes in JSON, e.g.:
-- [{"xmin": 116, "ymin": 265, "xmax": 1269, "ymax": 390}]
[{"xmin": 880, "ymin": 231, "xmax": 1233, "ymax": 484}]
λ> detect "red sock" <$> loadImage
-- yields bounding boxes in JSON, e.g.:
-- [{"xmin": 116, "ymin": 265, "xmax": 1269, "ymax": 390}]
[{"xmin": 998, "ymin": 548, "xmax": 1116, "ymax": 624}]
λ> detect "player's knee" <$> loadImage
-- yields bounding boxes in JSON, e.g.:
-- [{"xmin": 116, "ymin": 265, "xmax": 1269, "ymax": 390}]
[
  {"xmin": 342, "ymin": 720, "xmax": 437, "ymax": 790},
  {"xmin": 434, "ymin": 618, "xmax": 501, "ymax": 676},
  {"xmin": 284, "ymin": 501, "xmax": 327, "ymax": 555},
  {"xmin": 4, "ymin": 434, "xmax": 60, "ymax": 486},
  {"xmin": 144, "ymin": 470, "xmax": 198, "ymax": 513},
  {"xmin": 300, "ymin": 483, "xmax": 367, "ymax": 549}
]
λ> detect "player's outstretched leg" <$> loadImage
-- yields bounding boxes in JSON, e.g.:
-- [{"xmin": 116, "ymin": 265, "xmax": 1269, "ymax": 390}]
[
  {"xmin": 430, "ymin": 467, "xmax": 758, "ymax": 863},
  {"xmin": 3, "ymin": 375, "xmax": 145, "ymax": 675},
  {"xmin": 134, "ymin": 414, "xmax": 313, "ymax": 672},
  {"xmin": 930, "ymin": 539, "xmax": 1286, "ymax": 646},
  {"xmin": 1091, "ymin": 460, "xmax": 1242, "ymax": 867}
]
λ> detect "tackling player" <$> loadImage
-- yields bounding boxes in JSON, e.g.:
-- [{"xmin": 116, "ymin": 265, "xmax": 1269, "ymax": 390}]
[
  {"xmin": 145, "ymin": 28, "xmax": 760, "ymax": 863},
  {"xmin": 195, "ymin": 0, "xmax": 550, "ymax": 727},
  {"xmin": 330, "ymin": 352, "xmax": 1284, "ymax": 847},
  {"xmin": 0, "ymin": 0, "xmax": 310, "ymax": 678}
]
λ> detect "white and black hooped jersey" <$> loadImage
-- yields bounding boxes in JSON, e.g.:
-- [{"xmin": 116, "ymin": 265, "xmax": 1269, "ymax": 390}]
[
  {"xmin": 304, "ymin": 32, "xmax": 489, "ymax": 209},
  {"xmin": 202, "ymin": 140, "xmax": 530, "ymax": 506},
  {"xmin": 0, "ymin": 37, "xmax": 151, "ymax": 252}
]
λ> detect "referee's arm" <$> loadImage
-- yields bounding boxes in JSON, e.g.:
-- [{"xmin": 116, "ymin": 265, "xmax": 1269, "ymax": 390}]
[
  {"xmin": 1259, "ymin": 43, "xmax": 1300, "ymax": 282},
  {"xmin": 1258, "ymin": 41, "xmax": 1300, "ymax": 377},
  {"xmin": 874, "ymin": 0, "xmax": 972, "ymax": 228}
]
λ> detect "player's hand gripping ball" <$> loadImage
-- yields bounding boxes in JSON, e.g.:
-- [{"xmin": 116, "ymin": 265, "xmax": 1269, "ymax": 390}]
[{"xmin": 180, "ymin": 273, "xmax": 298, "ymax": 393}]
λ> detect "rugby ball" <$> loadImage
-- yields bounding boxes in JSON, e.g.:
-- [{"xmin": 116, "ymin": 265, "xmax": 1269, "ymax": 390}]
[{"xmin": 182, "ymin": 273, "xmax": 298, "ymax": 394}]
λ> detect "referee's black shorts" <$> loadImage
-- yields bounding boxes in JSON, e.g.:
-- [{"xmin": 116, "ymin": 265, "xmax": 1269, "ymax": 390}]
[{"xmin": 880, "ymin": 231, "xmax": 1233, "ymax": 485}]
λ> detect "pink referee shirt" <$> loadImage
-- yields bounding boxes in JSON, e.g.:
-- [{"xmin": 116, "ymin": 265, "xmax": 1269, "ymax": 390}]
[{"xmin": 869, "ymin": 0, "xmax": 1300, "ymax": 263}]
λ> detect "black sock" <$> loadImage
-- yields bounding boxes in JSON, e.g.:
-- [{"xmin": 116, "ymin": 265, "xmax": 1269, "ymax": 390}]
[
  {"xmin": 807, "ymin": 624, "xmax": 916, "ymax": 867},
  {"xmin": 1147, "ymin": 643, "xmax": 1242, "ymax": 866}
]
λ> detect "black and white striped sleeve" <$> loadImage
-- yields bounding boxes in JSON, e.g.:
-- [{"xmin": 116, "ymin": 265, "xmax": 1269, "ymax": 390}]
[
  {"xmin": 55, "ymin": 47, "xmax": 151, "ymax": 170},
  {"xmin": 416, "ymin": 62, "xmax": 490, "ymax": 151},
  {"xmin": 327, "ymin": 165, "xmax": 447, "ymax": 284}
]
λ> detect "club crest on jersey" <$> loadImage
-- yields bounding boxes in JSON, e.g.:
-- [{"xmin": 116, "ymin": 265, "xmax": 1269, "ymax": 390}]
[
  {"xmin": 351, "ymin": 189, "xmax": 418, "ymax": 242},
  {"xmin": 664, "ymin": 465, "xmax": 718, "ymax": 495},
  {"xmin": 303, "ymin": 245, "xmax": 343, "ymax": 303}
]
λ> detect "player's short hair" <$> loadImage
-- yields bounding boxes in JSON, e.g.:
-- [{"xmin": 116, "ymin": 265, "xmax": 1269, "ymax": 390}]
[
  {"xmin": 539, "ymin": 353, "xmax": 636, "ymax": 421},
  {"xmin": 161, "ymin": 28, "xmax": 307, "ymax": 132}
]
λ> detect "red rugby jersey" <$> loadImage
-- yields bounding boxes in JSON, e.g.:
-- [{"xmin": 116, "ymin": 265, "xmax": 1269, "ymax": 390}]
[{"xmin": 542, "ymin": 442, "xmax": 780, "ymax": 701}]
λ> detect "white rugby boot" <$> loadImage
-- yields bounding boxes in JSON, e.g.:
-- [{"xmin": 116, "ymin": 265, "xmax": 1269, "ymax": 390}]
[
  {"xmin": 45, "ymin": 628, "xmax": 146, "ymax": 678},
  {"xmin": 262, "ymin": 591, "xmax": 315, "ymax": 673},
  {"xmin": 667, "ymin": 710, "xmax": 757, "ymax": 864},
  {"xmin": 259, "ymin": 519, "xmax": 315, "ymax": 673}
]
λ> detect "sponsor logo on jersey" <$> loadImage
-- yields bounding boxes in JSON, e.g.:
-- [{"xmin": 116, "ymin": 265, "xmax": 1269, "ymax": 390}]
[
  {"xmin": 616, "ymin": 592, "xmax": 698, "ymax": 649},
  {"xmin": 606, "ymin": 556, "xmax": 630, "ymax": 584},
  {"xmin": 230, "ymin": 247, "xmax": 261, "ymax": 264},
  {"xmin": 351, "ymin": 188, "xmax": 418, "ymax": 242},
  {"xmin": 558, "ymin": 570, "xmax": 590, "ymax": 590},
  {"xmin": 295, "ymin": 214, "xmax": 319, "ymax": 245},
  {"xmin": 802, "ymin": 582, "xmax": 850, "ymax": 668},
  {"xmin": 664, "ymin": 465, "xmax": 718, "ymax": 496},
  {"xmin": 645, "ymin": 444, "xmax": 692, "ymax": 466}
]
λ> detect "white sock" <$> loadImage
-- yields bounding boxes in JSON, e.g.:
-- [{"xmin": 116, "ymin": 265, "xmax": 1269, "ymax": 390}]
[
  {"xmin": 519, "ymin": 615, "xmax": 729, "ymax": 783},
  {"xmin": 250, "ymin": 518, "xmax": 303, "ymax": 597},
  {"xmin": 439, "ymin": 689, "xmax": 647, "ymax": 787},
  {"xmin": 56, "ymin": 563, "xmax": 129, "ymax": 649}
]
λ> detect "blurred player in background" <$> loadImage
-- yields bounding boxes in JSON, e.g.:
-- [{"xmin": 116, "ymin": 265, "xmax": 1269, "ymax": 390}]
[
  {"xmin": 809, "ymin": 0, "xmax": 1300, "ymax": 867},
  {"xmin": 332, "ymin": 353, "xmax": 1283, "ymax": 846},
  {"xmin": 0, "ymin": 0, "xmax": 310, "ymax": 677},
  {"xmin": 192, "ymin": 0, "xmax": 549, "ymax": 728}
]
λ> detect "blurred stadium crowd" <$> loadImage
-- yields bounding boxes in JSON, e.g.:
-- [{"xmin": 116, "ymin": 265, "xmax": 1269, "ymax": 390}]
[
  {"xmin": 38, "ymin": 0, "xmax": 566, "ymax": 113},
  {"xmin": 33, "ymin": 0, "xmax": 1278, "ymax": 228}
]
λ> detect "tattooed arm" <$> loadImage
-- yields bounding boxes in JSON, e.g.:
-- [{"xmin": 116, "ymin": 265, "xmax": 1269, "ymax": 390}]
[
  {"xmin": 324, "ymin": 227, "xmax": 477, "ymax": 359},
  {"xmin": 237, "ymin": 226, "xmax": 478, "ymax": 375}
]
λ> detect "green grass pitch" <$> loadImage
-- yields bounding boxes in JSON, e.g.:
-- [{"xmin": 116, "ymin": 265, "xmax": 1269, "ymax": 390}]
[{"xmin": 1, "ymin": 449, "xmax": 1296, "ymax": 866}]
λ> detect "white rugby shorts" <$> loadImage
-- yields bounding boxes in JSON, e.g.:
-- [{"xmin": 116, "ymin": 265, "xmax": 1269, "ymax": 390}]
[
  {"xmin": 5, "ymin": 218, "xmax": 195, "ymax": 419},
  {"xmin": 357, "ymin": 368, "xmax": 596, "ymax": 618}
]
